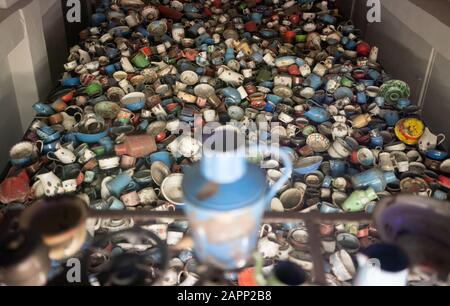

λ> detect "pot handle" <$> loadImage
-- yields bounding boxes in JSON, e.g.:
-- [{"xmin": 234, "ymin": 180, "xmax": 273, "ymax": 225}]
[{"xmin": 249, "ymin": 145, "xmax": 293, "ymax": 208}]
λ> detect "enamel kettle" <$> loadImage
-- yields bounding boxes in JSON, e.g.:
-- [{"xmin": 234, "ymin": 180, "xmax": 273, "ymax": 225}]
[
  {"xmin": 304, "ymin": 100, "xmax": 330, "ymax": 124},
  {"xmin": 182, "ymin": 129, "xmax": 292, "ymax": 270}
]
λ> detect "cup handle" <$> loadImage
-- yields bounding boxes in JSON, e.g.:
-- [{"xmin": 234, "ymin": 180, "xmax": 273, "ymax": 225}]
[
  {"xmin": 94, "ymin": 219, "xmax": 102, "ymax": 231},
  {"xmin": 178, "ymin": 271, "xmax": 187, "ymax": 285},
  {"xmin": 306, "ymin": 99, "xmax": 323, "ymax": 109},
  {"xmin": 248, "ymin": 145, "xmax": 293, "ymax": 208},
  {"xmin": 47, "ymin": 152, "xmax": 59, "ymax": 161},
  {"xmin": 74, "ymin": 112, "xmax": 83, "ymax": 123},
  {"xmin": 260, "ymin": 224, "xmax": 273, "ymax": 238},
  {"xmin": 390, "ymin": 156, "xmax": 398, "ymax": 168},
  {"xmin": 73, "ymin": 122, "xmax": 82, "ymax": 132},
  {"xmin": 167, "ymin": 204, "xmax": 177, "ymax": 211},
  {"xmin": 36, "ymin": 141, "xmax": 44, "ymax": 153},
  {"xmin": 437, "ymin": 134, "xmax": 446, "ymax": 145}
]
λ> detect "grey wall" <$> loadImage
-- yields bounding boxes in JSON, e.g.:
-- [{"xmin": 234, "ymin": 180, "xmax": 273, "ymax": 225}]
[
  {"xmin": 0, "ymin": 0, "xmax": 67, "ymax": 171},
  {"xmin": 0, "ymin": 57, "xmax": 24, "ymax": 167},
  {"xmin": 422, "ymin": 53, "xmax": 450, "ymax": 148},
  {"xmin": 337, "ymin": 0, "xmax": 450, "ymax": 150},
  {"xmin": 41, "ymin": 0, "xmax": 68, "ymax": 85}
]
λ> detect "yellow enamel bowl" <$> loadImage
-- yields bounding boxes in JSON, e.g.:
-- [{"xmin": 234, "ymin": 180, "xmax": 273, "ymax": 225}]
[{"xmin": 395, "ymin": 118, "xmax": 425, "ymax": 146}]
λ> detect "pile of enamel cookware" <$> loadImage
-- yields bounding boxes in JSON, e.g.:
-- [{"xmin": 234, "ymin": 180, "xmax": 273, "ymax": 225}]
[{"xmin": 0, "ymin": 0, "xmax": 449, "ymax": 286}]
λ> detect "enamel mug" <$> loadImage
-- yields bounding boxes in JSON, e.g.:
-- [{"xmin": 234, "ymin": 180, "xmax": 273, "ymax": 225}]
[
  {"xmin": 313, "ymin": 63, "xmax": 327, "ymax": 77},
  {"xmin": 354, "ymin": 244, "xmax": 409, "ymax": 286},
  {"xmin": 278, "ymin": 112, "xmax": 294, "ymax": 124},
  {"xmin": 120, "ymin": 155, "xmax": 137, "ymax": 170},
  {"xmin": 64, "ymin": 61, "xmax": 78, "ymax": 71},
  {"xmin": 62, "ymin": 179, "xmax": 78, "ymax": 193},
  {"xmin": 257, "ymin": 236, "xmax": 281, "ymax": 259},
  {"xmin": 106, "ymin": 173, "xmax": 132, "ymax": 198},
  {"xmin": 217, "ymin": 66, "xmax": 244, "ymax": 86},
  {"xmin": 203, "ymin": 110, "xmax": 217, "ymax": 123},
  {"xmin": 172, "ymin": 23, "xmax": 185, "ymax": 43},
  {"xmin": 330, "ymin": 250, "xmax": 356, "ymax": 282},
  {"xmin": 418, "ymin": 127, "xmax": 446, "ymax": 152},
  {"xmin": 116, "ymin": 108, "xmax": 136, "ymax": 124},
  {"xmin": 121, "ymin": 191, "xmax": 141, "ymax": 207},
  {"xmin": 299, "ymin": 64, "xmax": 311, "ymax": 77},
  {"xmin": 138, "ymin": 188, "xmax": 160, "ymax": 205},
  {"xmin": 178, "ymin": 271, "xmax": 199, "ymax": 287},
  {"xmin": 167, "ymin": 231, "xmax": 184, "ymax": 246},
  {"xmin": 125, "ymin": 13, "xmax": 140, "ymax": 28},
  {"xmin": 75, "ymin": 145, "xmax": 96, "ymax": 164},
  {"xmin": 36, "ymin": 172, "xmax": 64, "ymax": 197},
  {"xmin": 98, "ymin": 156, "xmax": 120, "ymax": 170},
  {"xmin": 47, "ymin": 145, "xmax": 77, "ymax": 165},
  {"xmin": 433, "ymin": 189, "xmax": 448, "ymax": 201},
  {"xmin": 10, "ymin": 141, "xmax": 39, "ymax": 167}
]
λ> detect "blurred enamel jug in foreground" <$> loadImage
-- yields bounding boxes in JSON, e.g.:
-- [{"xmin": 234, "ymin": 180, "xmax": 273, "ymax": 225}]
[{"xmin": 182, "ymin": 128, "xmax": 292, "ymax": 270}]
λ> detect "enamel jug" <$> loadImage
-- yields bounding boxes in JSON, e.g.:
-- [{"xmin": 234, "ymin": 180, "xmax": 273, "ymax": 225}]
[
  {"xmin": 418, "ymin": 127, "xmax": 446, "ymax": 152},
  {"xmin": 351, "ymin": 169, "xmax": 398, "ymax": 193},
  {"xmin": 182, "ymin": 129, "xmax": 292, "ymax": 270},
  {"xmin": 36, "ymin": 172, "xmax": 65, "ymax": 197},
  {"xmin": 217, "ymin": 66, "xmax": 244, "ymax": 87},
  {"xmin": 351, "ymin": 114, "xmax": 373, "ymax": 129},
  {"xmin": 61, "ymin": 112, "xmax": 79, "ymax": 132},
  {"xmin": 304, "ymin": 101, "xmax": 330, "ymax": 124}
]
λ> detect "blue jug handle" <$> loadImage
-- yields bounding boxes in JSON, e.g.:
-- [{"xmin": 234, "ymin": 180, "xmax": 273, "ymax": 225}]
[
  {"xmin": 249, "ymin": 145, "xmax": 293, "ymax": 208},
  {"xmin": 306, "ymin": 99, "xmax": 323, "ymax": 108}
]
